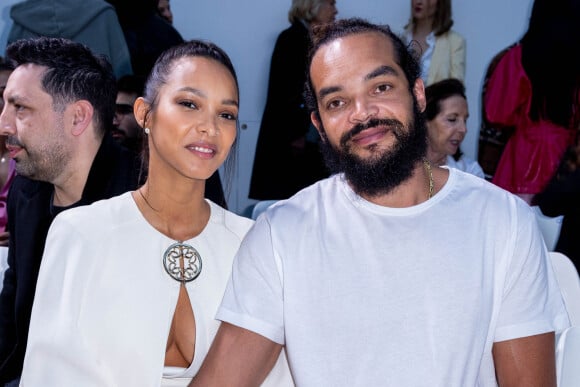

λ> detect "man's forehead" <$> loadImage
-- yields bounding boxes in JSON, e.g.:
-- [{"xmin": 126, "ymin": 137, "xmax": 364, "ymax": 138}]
[
  {"xmin": 310, "ymin": 32, "xmax": 400, "ymax": 88},
  {"xmin": 5, "ymin": 64, "xmax": 52, "ymax": 103},
  {"xmin": 313, "ymin": 32, "xmax": 395, "ymax": 67},
  {"xmin": 6, "ymin": 64, "xmax": 45, "ymax": 91}
]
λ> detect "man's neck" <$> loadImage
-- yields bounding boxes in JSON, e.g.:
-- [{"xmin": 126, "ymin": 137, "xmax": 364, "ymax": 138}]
[
  {"xmin": 356, "ymin": 162, "xmax": 440, "ymax": 208},
  {"xmin": 428, "ymin": 150, "xmax": 447, "ymax": 167},
  {"xmin": 51, "ymin": 138, "xmax": 102, "ymax": 207}
]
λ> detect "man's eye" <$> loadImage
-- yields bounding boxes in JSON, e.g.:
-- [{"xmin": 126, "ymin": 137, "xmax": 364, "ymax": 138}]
[
  {"xmin": 327, "ymin": 100, "xmax": 343, "ymax": 110},
  {"xmin": 376, "ymin": 84, "xmax": 391, "ymax": 93}
]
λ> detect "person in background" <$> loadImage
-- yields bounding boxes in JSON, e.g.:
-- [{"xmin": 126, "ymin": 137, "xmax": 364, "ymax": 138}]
[
  {"xmin": 157, "ymin": 0, "xmax": 173, "ymax": 24},
  {"xmin": 0, "ymin": 37, "xmax": 140, "ymax": 386},
  {"xmin": 249, "ymin": 0, "xmax": 337, "ymax": 200},
  {"xmin": 425, "ymin": 78, "xmax": 484, "ymax": 177},
  {"xmin": 112, "ymin": 74, "xmax": 146, "ymax": 154},
  {"xmin": 484, "ymin": 0, "xmax": 580, "ymax": 204},
  {"xmin": 536, "ymin": 140, "xmax": 580, "ymax": 274},
  {"xmin": 403, "ymin": 0, "xmax": 465, "ymax": 86},
  {"xmin": 0, "ymin": 60, "xmax": 17, "ymax": 246},
  {"xmin": 7, "ymin": 0, "xmax": 132, "ymax": 79},
  {"xmin": 106, "ymin": 0, "xmax": 184, "ymax": 80},
  {"xmin": 190, "ymin": 18, "xmax": 567, "ymax": 387},
  {"xmin": 20, "ymin": 40, "xmax": 293, "ymax": 387}
]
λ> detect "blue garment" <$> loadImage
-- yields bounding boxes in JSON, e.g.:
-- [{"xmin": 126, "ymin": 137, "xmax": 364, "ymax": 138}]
[{"xmin": 8, "ymin": 0, "xmax": 133, "ymax": 78}]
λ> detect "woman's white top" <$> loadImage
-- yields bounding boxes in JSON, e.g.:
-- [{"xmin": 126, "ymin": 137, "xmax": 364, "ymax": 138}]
[
  {"xmin": 20, "ymin": 192, "xmax": 294, "ymax": 387},
  {"xmin": 405, "ymin": 29, "xmax": 435, "ymax": 84},
  {"xmin": 446, "ymin": 154, "xmax": 485, "ymax": 178}
]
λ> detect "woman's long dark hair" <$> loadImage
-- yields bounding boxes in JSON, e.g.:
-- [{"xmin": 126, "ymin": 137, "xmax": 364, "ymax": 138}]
[{"xmin": 520, "ymin": 0, "xmax": 580, "ymax": 128}]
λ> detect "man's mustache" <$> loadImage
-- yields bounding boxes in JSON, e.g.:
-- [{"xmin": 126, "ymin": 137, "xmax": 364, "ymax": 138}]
[
  {"xmin": 5, "ymin": 136, "xmax": 24, "ymax": 148},
  {"xmin": 340, "ymin": 118, "xmax": 405, "ymax": 147}
]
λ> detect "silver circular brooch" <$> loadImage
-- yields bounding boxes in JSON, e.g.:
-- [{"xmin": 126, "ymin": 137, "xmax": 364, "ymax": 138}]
[{"xmin": 163, "ymin": 242, "xmax": 202, "ymax": 283}]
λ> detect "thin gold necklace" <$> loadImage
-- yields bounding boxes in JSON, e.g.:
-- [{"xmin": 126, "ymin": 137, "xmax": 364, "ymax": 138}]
[
  {"xmin": 423, "ymin": 158, "xmax": 434, "ymax": 199},
  {"xmin": 138, "ymin": 187, "xmax": 160, "ymax": 212}
]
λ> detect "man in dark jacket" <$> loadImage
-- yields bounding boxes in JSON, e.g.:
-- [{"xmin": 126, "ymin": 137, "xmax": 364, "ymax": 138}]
[{"xmin": 0, "ymin": 37, "xmax": 140, "ymax": 386}]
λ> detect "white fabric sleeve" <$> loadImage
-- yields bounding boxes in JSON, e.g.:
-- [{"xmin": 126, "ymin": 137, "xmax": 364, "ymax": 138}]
[
  {"xmin": 216, "ymin": 216, "xmax": 285, "ymax": 345},
  {"xmin": 494, "ymin": 203, "xmax": 570, "ymax": 342},
  {"xmin": 21, "ymin": 215, "xmax": 91, "ymax": 383}
]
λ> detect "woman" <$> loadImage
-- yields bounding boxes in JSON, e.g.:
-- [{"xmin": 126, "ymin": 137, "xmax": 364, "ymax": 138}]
[
  {"xmin": 536, "ymin": 142, "xmax": 580, "ymax": 274},
  {"xmin": 249, "ymin": 0, "xmax": 337, "ymax": 200},
  {"xmin": 425, "ymin": 78, "xmax": 484, "ymax": 178},
  {"xmin": 404, "ymin": 0, "xmax": 465, "ymax": 86},
  {"xmin": 20, "ymin": 41, "xmax": 293, "ymax": 386},
  {"xmin": 484, "ymin": 0, "xmax": 580, "ymax": 204}
]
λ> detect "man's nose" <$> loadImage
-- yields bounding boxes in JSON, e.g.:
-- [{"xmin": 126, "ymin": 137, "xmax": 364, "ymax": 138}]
[
  {"xmin": 349, "ymin": 98, "xmax": 379, "ymax": 124},
  {"xmin": 0, "ymin": 105, "xmax": 15, "ymax": 136}
]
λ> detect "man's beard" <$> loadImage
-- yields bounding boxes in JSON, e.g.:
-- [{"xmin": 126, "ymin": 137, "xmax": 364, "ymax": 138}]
[
  {"xmin": 6, "ymin": 135, "xmax": 71, "ymax": 183},
  {"xmin": 318, "ymin": 97, "xmax": 427, "ymax": 197}
]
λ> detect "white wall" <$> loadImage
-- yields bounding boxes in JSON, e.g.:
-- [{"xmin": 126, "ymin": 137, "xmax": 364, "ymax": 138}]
[{"xmin": 0, "ymin": 0, "xmax": 535, "ymax": 214}]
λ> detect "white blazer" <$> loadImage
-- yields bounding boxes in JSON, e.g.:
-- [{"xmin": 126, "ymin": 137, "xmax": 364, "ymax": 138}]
[{"xmin": 427, "ymin": 30, "xmax": 466, "ymax": 85}]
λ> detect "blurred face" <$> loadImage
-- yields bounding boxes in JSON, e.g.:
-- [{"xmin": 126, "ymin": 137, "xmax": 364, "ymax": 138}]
[
  {"xmin": 0, "ymin": 70, "xmax": 12, "ymax": 113},
  {"xmin": 426, "ymin": 95, "xmax": 468, "ymax": 157},
  {"xmin": 138, "ymin": 56, "xmax": 238, "ymax": 181},
  {"xmin": 412, "ymin": 0, "xmax": 437, "ymax": 21},
  {"xmin": 310, "ymin": 32, "xmax": 428, "ymax": 196},
  {"xmin": 112, "ymin": 91, "xmax": 141, "ymax": 142},
  {"xmin": 158, "ymin": 0, "xmax": 173, "ymax": 24},
  {"xmin": 0, "ymin": 64, "xmax": 72, "ymax": 182},
  {"xmin": 313, "ymin": 0, "xmax": 337, "ymax": 25}
]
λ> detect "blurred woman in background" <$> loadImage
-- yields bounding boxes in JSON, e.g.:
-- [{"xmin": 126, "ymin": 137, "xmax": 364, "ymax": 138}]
[
  {"xmin": 484, "ymin": 0, "xmax": 580, "ymax": 204},
  {"xmin": 425, "ymin": 78, "xmax": 484, "ymax": 177},
  {"xmin": 404, "ymin": 0, "xmax": 465, "ymax": 86}
]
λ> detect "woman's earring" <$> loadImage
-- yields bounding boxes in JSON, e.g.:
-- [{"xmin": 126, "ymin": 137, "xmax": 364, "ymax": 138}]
[{"xmin": 144, "ymin": 127, "xmax": 150, "ymax": 135}]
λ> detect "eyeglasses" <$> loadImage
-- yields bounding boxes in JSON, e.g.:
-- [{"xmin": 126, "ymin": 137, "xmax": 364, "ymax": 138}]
[{"xmin": 115, "ymin": 103, "xmax": 133, "ymax": 115}]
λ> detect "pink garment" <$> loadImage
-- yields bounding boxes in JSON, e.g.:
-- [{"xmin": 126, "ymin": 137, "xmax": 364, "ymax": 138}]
[
  {"xmin": 485, "ymin": 44, "xmax": 576, "ymax": 195},
  {"xmin": 0, "ymin": 160, "xmax": 16, "ymax": 232}
]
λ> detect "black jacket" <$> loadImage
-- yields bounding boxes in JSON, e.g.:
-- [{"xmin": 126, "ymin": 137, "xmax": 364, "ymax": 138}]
[
  {"xmin": 536, "ymin": 162, "xmax": 580, "ymax": 274},
  {"xmin": 0, "ymin": 135, "xmax": 140, "ymax": 382},
  {"xmin": 249, "ymin": 21, "xmax": 328, "ymax": 200}
]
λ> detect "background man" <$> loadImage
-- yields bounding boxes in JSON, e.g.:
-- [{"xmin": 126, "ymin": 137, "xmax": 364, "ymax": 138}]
[
  {"xmin": 0, "ymin": 37, "xmax": 140, "ymax": 385},
  {"xmin": 191, "ymin": 18, "xmax": 568, "ymax": 386},
  {"xmin": 111, "ymin": 74, "xmax": 145, "ymax": 154}
]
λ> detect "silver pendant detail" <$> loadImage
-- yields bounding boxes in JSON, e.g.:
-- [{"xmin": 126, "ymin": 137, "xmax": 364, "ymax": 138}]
[{"xmin": 163, "ymin": 242, "xmax": 202, "ymax": 283}]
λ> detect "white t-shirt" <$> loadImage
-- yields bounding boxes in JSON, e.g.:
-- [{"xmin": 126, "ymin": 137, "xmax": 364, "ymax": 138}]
[
  {"xmin": 21, "ymin": 192, "xmax": 294, "ymax": 387},
  {"xmin": 217, "ymin": 169, "xmax": 569, "ymax": 386},
  {"xmin": 446, "ymin": 154, "xmax": 485, "ymax": 178}
]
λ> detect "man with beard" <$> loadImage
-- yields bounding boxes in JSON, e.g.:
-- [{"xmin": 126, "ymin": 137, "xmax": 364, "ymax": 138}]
[
  {"xmin": 0, "ymin": 37, "xmax": 139, "ymax": 386},
  {"xmin": 111, "ymin": 74, "xmax": 145, "ymax": 154},
  {"xmin": 190, "ymin": 19, "xmax": 567, "ymax": 387}
]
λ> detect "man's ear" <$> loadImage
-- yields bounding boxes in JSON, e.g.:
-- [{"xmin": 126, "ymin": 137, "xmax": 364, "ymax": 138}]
[
  {"xmin": 413, "ymin": 78, "xmax": 426, "ymax": 113},
  {"xmin": 310, "ymin": 111, "xmax": 326, "ymax": 143},
  {"xmin": 133, "ymin": 97, "xmax": 149, "ymax": 128},
  {"xmin": 70, "ymin": 100, "xmax": 94, "ymax": 136}
]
